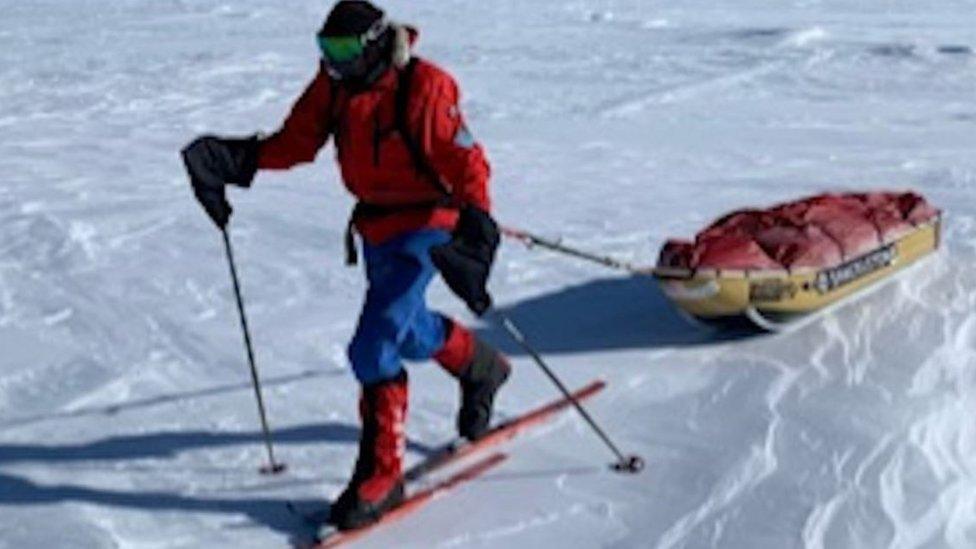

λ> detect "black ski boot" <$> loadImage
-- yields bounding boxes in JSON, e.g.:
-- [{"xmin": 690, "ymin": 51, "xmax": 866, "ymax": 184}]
[
  {"xmin": 456, "ymin": 338, "xmax": 511, "ymax": 441},
  {"xmin": 434, "ymin": 318, "xmax": 511, "ymax": 441}
]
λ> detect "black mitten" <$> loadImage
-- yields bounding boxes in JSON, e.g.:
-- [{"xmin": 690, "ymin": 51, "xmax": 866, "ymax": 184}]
[
  {"xmin": 430, "ymin": 206, "xmax": 500, "ymax": 316},
  {"xmin": 181, "ymin": 135, "xmax": 260, "ymax": 228}
]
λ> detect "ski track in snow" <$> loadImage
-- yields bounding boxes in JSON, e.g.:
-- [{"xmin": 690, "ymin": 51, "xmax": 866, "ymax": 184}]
[{"xmin": 2, "ymin": 0, "xmax": 976, "ymax": 548}]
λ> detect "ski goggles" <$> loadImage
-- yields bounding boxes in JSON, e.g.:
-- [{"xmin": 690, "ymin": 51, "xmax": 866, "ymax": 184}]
[
  {"xmin": 317, "ymin": 18, "xmax": 389, "ymax": 80},
  {"xmin": 318, "ymin": 35, "xmax": 364, "ymax": 64}
]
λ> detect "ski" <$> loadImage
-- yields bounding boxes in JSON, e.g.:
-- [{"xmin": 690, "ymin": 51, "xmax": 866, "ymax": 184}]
[
  {"xmin": 312, "ymin": 453, "xmax": 508, "ymax": 548},
  {"xmin": 404, "ymin": 379, "xmax": 606, "ymax": 482},
  {"xmin": 289, "ymin": 380, "xmax": 606, "ymax": 537}
]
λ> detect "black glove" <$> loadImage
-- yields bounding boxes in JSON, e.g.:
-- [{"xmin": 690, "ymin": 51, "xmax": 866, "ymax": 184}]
[
  {"xmin": 431, "ymin": 206, "xmax": 500, "ymax": 316},
  {"xmin": 180, "ymin": 135, "xmax": 260, "ymax": 228}
]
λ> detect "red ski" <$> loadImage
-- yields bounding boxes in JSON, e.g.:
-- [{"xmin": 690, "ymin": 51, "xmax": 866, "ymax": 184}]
[
  {"xmin": 292, "ymin": 380, "xmax": 607, "ymax": 546},
  {"xmin": 404, "ymin": 379, "xmax": 606, "ymax": 482},
  {"xmin": 313, "ymin": 453, "xmax": 507, "ymax": 548}
]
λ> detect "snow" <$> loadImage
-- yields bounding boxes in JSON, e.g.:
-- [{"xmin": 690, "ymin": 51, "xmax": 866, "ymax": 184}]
[{"xmin": 2, "ymin": 0, "xmax": 975, "ymax": 547}]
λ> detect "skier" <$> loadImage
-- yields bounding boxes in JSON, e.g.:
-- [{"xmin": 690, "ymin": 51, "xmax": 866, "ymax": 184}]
[{"xmin": 181, "ymin": 0, "xmax": 510, "ymax": 530}]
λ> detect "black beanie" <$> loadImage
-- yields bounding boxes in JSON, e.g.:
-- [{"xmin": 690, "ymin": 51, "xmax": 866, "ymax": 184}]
[{"xmin": 320, "ymin": 0, "xmax": 385, "ymax": 37}]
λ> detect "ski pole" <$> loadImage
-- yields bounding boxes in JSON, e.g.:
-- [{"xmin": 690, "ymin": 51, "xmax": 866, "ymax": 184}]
[
  {"xmin": 221, "ymin": 228, "xmax": 287, "ymax": 475},
  {"xmin": 492, "ymin": 311, "xmax": 644, "ymax": 474},
  {"xmin": 501, "ymin": 226, "xmax": 653, "ymax": 276}
]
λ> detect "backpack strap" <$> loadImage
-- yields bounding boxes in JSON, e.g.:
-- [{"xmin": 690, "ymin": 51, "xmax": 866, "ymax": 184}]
[
  {"xmin": 395, "ymin": 58, "xmax": 454, "ymax": 200},
  {"xmin": 345, "ymin": 59, "xmax": 456, "ymax": 267}
]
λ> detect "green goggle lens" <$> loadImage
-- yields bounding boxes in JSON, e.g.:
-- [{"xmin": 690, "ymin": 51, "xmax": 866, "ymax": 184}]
[{"xmin": 317, "ymin": 35, "xmax": 364, "ymax": 63}]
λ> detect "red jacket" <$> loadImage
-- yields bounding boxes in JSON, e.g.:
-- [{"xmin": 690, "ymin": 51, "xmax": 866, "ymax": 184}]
[{"xmin": 257, "ymin": 53, "xmax": 491, "ymax": 244}]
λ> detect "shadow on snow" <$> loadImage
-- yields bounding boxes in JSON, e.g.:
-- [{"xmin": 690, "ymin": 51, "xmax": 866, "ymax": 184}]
[
  {"xmin": 0, "ymin": 470, "xmax": 322, "ymax": 544},
  {"xmin": 476, "ymin": 275, "xmax": 755, "ymax": 356},
  {"xmin": 0, "ymin": 423, "xmax": 435, "ymax": 465},
  {"xmin": 0, "ymin": 276, "xmax": 750, "ymax": 543},
  {"xmin": 0, "ymin": 422, "xmax": 438, "ymax": 544}
]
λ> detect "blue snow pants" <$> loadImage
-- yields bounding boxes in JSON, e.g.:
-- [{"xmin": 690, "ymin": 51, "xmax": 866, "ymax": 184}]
[{"xmin": 348, "ymin": 229, "xmax": 452, "ymax": 385}]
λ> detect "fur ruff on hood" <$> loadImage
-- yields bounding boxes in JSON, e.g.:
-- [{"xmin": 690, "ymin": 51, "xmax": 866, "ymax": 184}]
[{"xmin": 391, "ymin": 23, "xmax": 416, "ymax": 69}]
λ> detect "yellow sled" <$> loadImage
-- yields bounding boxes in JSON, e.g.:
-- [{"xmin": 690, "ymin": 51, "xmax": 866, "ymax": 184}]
[{"xmin": 652, "ymin": 216, "xmax": 941, "ymax": 332}]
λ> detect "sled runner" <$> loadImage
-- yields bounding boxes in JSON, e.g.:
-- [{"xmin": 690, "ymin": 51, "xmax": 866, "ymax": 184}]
[{"xmin": 653, "ymin": 192, "xmax": 941, "ymax": 331}]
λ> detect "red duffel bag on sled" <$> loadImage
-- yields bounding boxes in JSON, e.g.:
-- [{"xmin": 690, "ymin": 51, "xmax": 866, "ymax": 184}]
[{"xmin": 654, "ymin": 191, "xmax": 941, "ymax": 331}]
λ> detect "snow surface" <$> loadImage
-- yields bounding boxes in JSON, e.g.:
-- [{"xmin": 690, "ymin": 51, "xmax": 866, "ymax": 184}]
[{"xmin": 2, "ymin": 1, "xmax": 976, "ymax": 547}]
